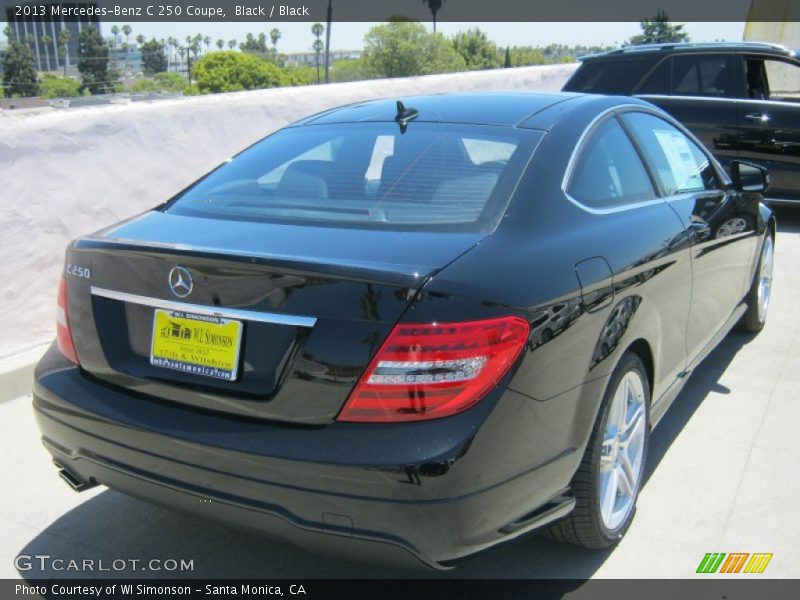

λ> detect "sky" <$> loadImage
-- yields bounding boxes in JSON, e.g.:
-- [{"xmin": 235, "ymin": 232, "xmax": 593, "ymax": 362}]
[{"xmin": 16, "ymin": 21, "xmax": 745, "ymax": 53}]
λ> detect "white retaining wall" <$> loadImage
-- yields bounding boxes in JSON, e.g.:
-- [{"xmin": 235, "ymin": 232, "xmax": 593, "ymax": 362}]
[{"xmin": 0, "ymin": 64, "xmax": 577, "ymax": 358}]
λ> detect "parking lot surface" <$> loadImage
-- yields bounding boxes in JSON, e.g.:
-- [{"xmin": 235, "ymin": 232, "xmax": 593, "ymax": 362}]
[{"xmin": 2, "ymin": 208, "xmax": 799, "ymax": 579}]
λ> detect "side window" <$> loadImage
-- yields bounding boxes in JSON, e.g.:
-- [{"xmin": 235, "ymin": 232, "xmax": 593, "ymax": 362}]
[
  {"xmin": 566, "ymin": 117, "xmax": 655, "ymax": 210},
  {"xmin": 761, "ymin": 58, "xmax": 800, "ymax": 101},
  {"xmin": 638, "ymin": 58, "xmax": 672, "ymax": 94},
  {"xmin": 564, "ymin": 57, "xmax": 658, "ymax": 94},
  {"xmin": 672, "ymin": 54, "xmax": 731, "ymax": 96},
  {"xmin": 622, "ymin": 112, "xmax": 720, "ymax": 196}
]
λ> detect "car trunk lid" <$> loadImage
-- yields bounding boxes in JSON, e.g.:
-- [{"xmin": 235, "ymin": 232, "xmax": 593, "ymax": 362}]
[{"xmin": 65, "ymin": 211, "xmax": 483, "ymax": 424}]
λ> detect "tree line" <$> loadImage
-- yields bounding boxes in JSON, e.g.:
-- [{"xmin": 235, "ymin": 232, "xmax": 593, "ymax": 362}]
[{"xmin": 2, "ymin": 14, "xmax": 689, "ymax": 99}]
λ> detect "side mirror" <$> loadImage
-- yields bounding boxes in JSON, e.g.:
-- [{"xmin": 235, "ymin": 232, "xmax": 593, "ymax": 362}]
[{"xmin": 731, "ymin": 160, "xmax": 769, "ymax": 193}]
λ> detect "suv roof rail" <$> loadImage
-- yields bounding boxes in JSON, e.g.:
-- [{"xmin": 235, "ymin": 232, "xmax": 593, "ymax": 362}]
[{"xmin": 579, "ymin": 41, "xmax": 794, "ymax": 60}]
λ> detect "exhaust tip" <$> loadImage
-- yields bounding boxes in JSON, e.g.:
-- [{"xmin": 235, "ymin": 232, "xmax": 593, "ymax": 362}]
[{"xmin": 55, "ymin": 464, "xmax": 97, "ymax": 492}]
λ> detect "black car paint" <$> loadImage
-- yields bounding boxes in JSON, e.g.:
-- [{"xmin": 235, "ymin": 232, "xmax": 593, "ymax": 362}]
[
  {"xmin": 33, "ymin": 93, "xmax": 773, "ymax": 568},
  {"xmin": 562, "ymin": 43, "xmax": 800, "ymax": 203}
]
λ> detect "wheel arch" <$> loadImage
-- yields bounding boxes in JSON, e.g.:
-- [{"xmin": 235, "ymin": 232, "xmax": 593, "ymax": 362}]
[{"xmin": 626, "ymin": 338, "xmax": 655, "ymax": 405}]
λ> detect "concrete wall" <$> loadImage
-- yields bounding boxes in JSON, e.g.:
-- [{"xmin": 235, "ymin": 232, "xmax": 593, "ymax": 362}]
[{"xmin": 0, "ymin": 64, "xmax": 577, "ymax": 359}]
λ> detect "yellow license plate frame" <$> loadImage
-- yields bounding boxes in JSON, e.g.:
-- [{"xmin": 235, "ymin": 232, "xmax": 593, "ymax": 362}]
[{"xmin": 150, "ymin": 309, "xmax": 243, "ymax": 381}]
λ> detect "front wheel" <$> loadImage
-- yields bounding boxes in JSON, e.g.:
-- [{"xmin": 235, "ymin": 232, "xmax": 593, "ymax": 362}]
[
  {"xmin": 547, "ymin": 352, "xmax": 650, "ymax": 548},
  {"xmin": 738, "ymin": 232, "xmax": 774, "ymax": 333}
]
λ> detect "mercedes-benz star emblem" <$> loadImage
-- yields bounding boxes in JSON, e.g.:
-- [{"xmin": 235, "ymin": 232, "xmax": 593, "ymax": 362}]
[{"xmin": 168, "ymin": 266, "xmax": 193, "ymax": 298}]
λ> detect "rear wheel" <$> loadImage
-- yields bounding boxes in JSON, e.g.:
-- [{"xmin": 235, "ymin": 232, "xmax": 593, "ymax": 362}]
[
  {"xmin": 737, "ymin": 232, "xmax": 774, "ymax": 333},
  {"xmin": 548, "ymin": 352, "xmax": 650, "ymax": 548}
]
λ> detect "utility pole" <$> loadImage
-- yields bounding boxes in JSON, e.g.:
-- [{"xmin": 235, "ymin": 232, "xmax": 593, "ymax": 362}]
[{"xmin": 324, "ymin": 0, "xmax": 332, "ymax": 84}]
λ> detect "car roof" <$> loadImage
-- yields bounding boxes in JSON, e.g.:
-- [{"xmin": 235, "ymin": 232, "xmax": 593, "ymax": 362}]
[
  {"xmin": 291, "ymin": 92, "xmax": 585, "ymax": 128},
  {"xmin": 580, "ymin": 41, "xmax": 799, "ymax": 61}
]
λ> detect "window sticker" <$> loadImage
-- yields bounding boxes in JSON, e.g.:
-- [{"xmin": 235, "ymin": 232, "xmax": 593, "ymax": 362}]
[{"xmin": 653, "ymin": 129, "xmax": 703, "ymax": 193}]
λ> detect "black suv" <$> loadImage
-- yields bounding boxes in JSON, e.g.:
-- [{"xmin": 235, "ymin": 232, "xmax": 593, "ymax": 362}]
[{"xmin": 563, "ymin": 42, "xmax": 800, "ymax": 205}]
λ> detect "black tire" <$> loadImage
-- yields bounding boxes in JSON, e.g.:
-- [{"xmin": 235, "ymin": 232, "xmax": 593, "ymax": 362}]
[
  {"xmin": 737, "ymin": 231, "xmax": 774, "ymax": 334},
  {"xmin": 547, "ymin": 351, "xmax": 650, "ymax": 549}
]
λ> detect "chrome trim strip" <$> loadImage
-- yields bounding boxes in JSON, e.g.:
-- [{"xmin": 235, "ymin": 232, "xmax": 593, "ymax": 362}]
[
  {"xmin": 90, "ymin": 287, "xmax": 317, "ymax": 328},
  {"xmin": 637, "ymin": 94, "xmax": 800, "ymax": 108},
  {"xmin": 563, "ymin": 193, "xmax": 665, "ymax": 216},
  {"xmin": 765, "ymin": 197, "xmax": 800, "ymax": 205}
]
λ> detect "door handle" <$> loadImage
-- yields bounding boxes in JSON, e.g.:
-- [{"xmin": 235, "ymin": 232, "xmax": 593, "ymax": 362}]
[{"xmin": 744, "ymin": 113, "xmax": 769, "ymax": 123}]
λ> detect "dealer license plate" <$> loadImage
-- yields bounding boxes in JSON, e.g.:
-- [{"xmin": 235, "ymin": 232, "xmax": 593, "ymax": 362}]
[{"xmin": 150, "ymin": 309, "xmax": 243, "ymax": 381}]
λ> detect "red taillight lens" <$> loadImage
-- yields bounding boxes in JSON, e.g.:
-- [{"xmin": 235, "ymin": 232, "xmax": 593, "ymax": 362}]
[
  {"xmin": 338, "ymin": 316, "xmax": 530, "ymax": 423},
  {"xmin": 56, "ymin": 277, "xmax": 79, "ymax": 365}
]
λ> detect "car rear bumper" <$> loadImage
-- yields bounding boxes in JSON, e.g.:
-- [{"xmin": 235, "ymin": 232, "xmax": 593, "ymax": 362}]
[{"xmin": 32, "ymin": 343, "xmax": 581, "ymax": 569}]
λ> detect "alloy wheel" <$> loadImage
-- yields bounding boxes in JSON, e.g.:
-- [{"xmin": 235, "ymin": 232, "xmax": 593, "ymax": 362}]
[
  {"xmin": 598, "ymin": 370, "xmax": 646, "ymax": 531},
  {"xmin": 757, "ymin": 236, "xmax": 774, "ymax": 324}
]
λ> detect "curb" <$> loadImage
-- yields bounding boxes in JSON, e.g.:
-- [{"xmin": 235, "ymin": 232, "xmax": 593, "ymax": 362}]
[{"xmin": 0, "ymin": 345, "xmax": 48, "ymax": 403}]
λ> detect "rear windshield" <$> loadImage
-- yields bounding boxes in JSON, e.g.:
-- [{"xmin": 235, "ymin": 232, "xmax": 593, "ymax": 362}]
[{"xmin": 165, "ymin": 122, "xmax": 538, "ymax": 232}]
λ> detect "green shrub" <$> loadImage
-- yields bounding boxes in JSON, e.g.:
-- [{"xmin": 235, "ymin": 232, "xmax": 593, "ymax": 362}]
[
  {"xmin": 192, "ymin": 51, "xmax": 289, "ymax": 94},
  {"xmin": 39, "ymin": 74, "xmax": 82, "ymax": 99},
  {"xmin": 330, "ymin": 59, "xmax": 371, "ymax": 82},
  {"xmin": 131, "ymin": 79, "xmax": 159, "ymax": 93},
  {"xmin": 153, "ymin": 71, "xmax": 189, "ymax": 93}
]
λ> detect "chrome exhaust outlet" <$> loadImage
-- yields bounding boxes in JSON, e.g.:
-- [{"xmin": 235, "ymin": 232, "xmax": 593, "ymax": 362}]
[{"xmin": 55, "ymin": 463, "xmax": 97, "ymax": 492}]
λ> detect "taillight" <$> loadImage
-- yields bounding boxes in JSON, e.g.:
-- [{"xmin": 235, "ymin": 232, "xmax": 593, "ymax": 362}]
[
  {"xmin": 338, "ymin": 316, "xmax": 530, "ymax": 423},
  {"xmin": 56, "ymin": 277, "xmax": 79, "ymax": 365}
]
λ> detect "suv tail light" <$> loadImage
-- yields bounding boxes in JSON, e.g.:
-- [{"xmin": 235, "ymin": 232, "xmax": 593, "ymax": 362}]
[
  {"xmin": 57, "ymin": 277, "xmax": 79, "ymax": 365},
  {"xmin": 338, "ymin": 316, "xmax": 529, "ymax": 422}
]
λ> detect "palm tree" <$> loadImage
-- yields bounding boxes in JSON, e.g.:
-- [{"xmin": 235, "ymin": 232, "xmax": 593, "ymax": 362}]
[
  {"xmin": 270, "ymin": 28, "xmax": 281, "ymax": 50},
  {"xmin": 227, "ymin": 39, "xmax": 237, "ymax": 50},
  {"xmin": 57, "ymin": 28, "xmax": 70, "ymax": 76},
  {"xmin": 136, "ymin": 34, "xmax": 145, "ymax": 47},
  {"xmin": 40, "ymin": 34, "xmax": 52, "ymax": 71},
  {"xmin": 109, "ymin": 25, "xmax": 120, "ymax": 72},
  {"xmin": 121, "ymin": 25, "xmax": 132, "ymax": 75},
  {"xmin": 167, "ymin": 37, "xmax": 178, "ymax": 71},
  {"xmin": 311, "ymin": 23, "xmax": 324, "ymax": 84},
  {"xmin": 189, "ymin": 33, "xmax": 203, "ymax": 60},
  {"xmin": 203, "ymin": 36, "xmax": 212, "ymax": 53},
  {"xmin": 422, "ymin": 0, "xmax": 446, "ymax": 32},
  {"xmin": 178, "ymin": 45, "xmax": 186, "ymax": 77},
  {"xmin": 216, "ymin": 39, "xmax": 225, "ymax": 50}
]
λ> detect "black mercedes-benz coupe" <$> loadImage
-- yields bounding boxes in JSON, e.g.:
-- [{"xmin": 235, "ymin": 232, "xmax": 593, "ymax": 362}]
[{"xmin": 35, "ymin": 92, "xmax": 775, "ymax": 569}]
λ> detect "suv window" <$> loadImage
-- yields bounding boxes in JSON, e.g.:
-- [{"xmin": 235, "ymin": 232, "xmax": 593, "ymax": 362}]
[
  {"xmin": 566, "ymin": 117, "xmax": 655, "ymax": 210},
  {"xmin": 672, "ymin": 54, "xmax": 732, "ymax": 97},
  {"xmin": 563, "ymin": 57, "xmax": 657, "ymax": 94},
  {"xmin": 746, "ymin": 57, "xmax": 800, "ymax": 101},
  {"xmin": 637, "ymin": 58, "xmax": 672, "ymax": 94},
  {"xmin": 622, "ymin": 112, "xmax": 720, "ymax": 195}
]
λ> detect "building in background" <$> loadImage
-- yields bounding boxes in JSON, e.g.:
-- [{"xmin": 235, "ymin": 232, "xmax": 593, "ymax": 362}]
[
  {"xmin": 744, "ymin": 0, "xmax": 800, "ymax": 97},
  {"xmin": 107, "ymin": 41, "xmax": 142, "ymax": 77},
  {"xmin": 285, "ymin": 49, "xmax": 362, "ymax": 67},
  {"xmin": 744, "ymin": 0, "xmax": 800, "ymax": 47},
  {"xmin": 4, "ymin": 2, "xmax": 102, "ymax": 73}
]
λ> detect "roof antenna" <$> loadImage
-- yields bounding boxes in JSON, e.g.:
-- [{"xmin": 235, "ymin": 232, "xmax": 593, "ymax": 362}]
[{"xmin": 395, "ymin": 100, "xmax": 419, "ymax": 134}]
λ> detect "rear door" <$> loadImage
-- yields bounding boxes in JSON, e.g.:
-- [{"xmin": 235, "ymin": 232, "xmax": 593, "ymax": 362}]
[{"xmin": 735, "ymin": 54, "xmax": 800, "ymax": 199}]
